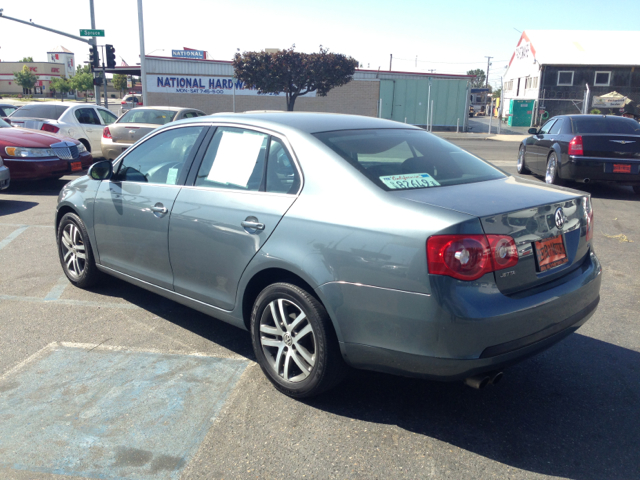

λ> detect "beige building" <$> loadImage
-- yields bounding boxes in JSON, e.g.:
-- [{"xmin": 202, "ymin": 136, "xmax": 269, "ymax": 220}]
[{"xmin": 0, "ymin": 46, "xmax": 75, "ymax": 96}]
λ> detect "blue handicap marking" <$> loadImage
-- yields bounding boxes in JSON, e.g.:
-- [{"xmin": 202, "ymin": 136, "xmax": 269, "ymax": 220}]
[{"xmin": 0, "ymin": 345, "xmax": 249, "ymax": 479}]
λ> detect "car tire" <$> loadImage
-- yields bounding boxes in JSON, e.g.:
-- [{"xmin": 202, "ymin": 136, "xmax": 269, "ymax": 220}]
[
  {"xmin": 517, "ymin": 146, "xmax": 530, "ymax": 174},
  {"xmin": 545, "ymin": 152, "xmax": 563, "ymax": 185},
  {"xmin": 57, "ymin": 212, "xmax": 102, "ymax": 289},
  {"xmin": 250, "ymin": 282, "xmax": 348, "ymax": 398}
]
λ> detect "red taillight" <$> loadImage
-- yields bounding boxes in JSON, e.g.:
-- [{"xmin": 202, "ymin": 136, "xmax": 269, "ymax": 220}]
[
  {"xmin": 568, "ymin": 135, "xmax": 583, "ymax": 156},
  {"xmin": 427, "ymin": 234, "xmax": 518, "ymax": 281},
  {"xmin": 103, "ymin": 126, "xmax": 112, "ymax": 139},
  {"xmin": 41, "ymin": 123, "xmax": 59, "ymax": 134},
  {"xmin": 121, "ymin": 100, "xmax": 126, "ymax": 105}
]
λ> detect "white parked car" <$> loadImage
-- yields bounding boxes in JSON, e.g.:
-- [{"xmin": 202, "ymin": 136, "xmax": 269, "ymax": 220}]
[{"xmin": 8, "ymin": 102, "xmax": 118, "ymax": 158}]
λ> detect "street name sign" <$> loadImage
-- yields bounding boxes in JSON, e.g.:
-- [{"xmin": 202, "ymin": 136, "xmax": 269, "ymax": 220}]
[{"xmin": 80, "ymin": 29, "xmax": 105, "ymax": 37}]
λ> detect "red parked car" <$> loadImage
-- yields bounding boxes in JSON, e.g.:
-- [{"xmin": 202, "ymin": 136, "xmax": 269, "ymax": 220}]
[{"xmin": 0, "ymin": 117, "xmax": 93, "ymax": 181}]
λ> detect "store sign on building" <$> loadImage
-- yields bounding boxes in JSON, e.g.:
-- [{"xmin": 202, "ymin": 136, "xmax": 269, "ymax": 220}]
[
  {"xmin": 171, "ymin": 50, "xmax": 205, "ymax": 60},
  {"xmin": 148, "ymin": 75, "xmax": 316, "ymax": 97}
]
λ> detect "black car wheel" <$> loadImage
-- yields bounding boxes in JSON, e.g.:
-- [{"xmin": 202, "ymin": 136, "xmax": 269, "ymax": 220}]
[
  {"xmin": 545, "ymin": 152, "xmax": 562, "ymax": 185},
  {"xmin": 250, "ymin": 282, "xmax": 348, "ymax": 398},
  {"xmin": 517, "ymin": 146, "xmax": 530, "ymax": 174},
  {"xmin": 57, "ymin": 212, "xmax": 102, "ymax": 288}
]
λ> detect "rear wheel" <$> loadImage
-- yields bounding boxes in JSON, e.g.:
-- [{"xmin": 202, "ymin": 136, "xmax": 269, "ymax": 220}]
[
  {"xmin": 57, "ymin": 212, "xmax": 102, "ymax": 288},
  {"xmin": 545, "ymin": 152, "xmax": 562, "ymax": 185},
  {"xmin": 250, "ymin": 282, "xmax": 347, "ymax": 398},
  {"xmin": 517, "ymin": 146, "xmax": 530, "ymax": 174}
]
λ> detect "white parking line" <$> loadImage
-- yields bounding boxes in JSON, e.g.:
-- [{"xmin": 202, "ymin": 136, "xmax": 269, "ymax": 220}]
[
  {"xmin": 0, "ymin": 294, "xmax": 139, "ymax": 309},
  {"xmin": 0, "ymin": 226, "xmax": 29, "ymax": 251},
  {"xmin": 44, "ymin": 275, "xmax": 70, "ymax": 301}
]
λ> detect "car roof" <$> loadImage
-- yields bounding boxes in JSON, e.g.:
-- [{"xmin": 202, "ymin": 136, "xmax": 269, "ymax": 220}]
[{"xmin": 176, "ymin": 112, "xmax": 419, "ymax": 135}]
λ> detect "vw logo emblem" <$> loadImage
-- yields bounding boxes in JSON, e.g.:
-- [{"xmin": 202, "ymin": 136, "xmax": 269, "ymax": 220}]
[{"xmin": 555, "ymin": 207, "xmax": 565, "ymax": 229}]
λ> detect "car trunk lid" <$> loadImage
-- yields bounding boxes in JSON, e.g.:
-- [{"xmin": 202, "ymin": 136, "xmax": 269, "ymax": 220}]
[
  {"xmin": 581, "ymin": 134, "xmax": 640, "ymax": 159},
  {"xmin": 109, "ymin": 123, "xmax": 159, "ymax": 144},
  {"xmin": 393, "ymin": 176, "xmax": 591, "ymax": 294}
]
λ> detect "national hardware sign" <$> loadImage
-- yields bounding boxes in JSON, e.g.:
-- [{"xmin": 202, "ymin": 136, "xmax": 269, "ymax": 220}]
[{"xmin": 147, "ymin": 75, "xmax": 316, "ymax": 97}]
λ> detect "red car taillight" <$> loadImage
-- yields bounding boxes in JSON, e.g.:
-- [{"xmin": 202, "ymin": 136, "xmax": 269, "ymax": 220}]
[
  {"xmin": 568, "ymin": 135, "xmax": 583, "ymax": 156},
  {"xmin": 41, "ymin": 123, "xmax": 60, "ymax": 134},
  {"xmin": 427, "ymin": 234, "xmax": 518, "ymax": 281},
  {"xmin": 103, "ymin": 126, "xmax": 112, "ymax": 139}
]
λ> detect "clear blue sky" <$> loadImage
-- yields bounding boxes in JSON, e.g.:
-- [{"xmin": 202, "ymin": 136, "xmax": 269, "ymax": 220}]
[{"xmin": 0, "ymin": 0, "xmax": 638, "ymax": 89}]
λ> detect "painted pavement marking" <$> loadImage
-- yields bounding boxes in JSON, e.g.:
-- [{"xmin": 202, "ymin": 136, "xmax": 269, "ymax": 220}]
[
  {"xmin": 44, "ymin": 275, "xmax": 71, "ymax": 301},
  {"xmin": 0, "ymin": 225, "xmax": 29, "ymax": 251},
  {"xmin": 0, "ymin": 342, "xmax": 249, "ymax": 480},
  {"xmin": 0, "ymin": 294, "xmax": 139, "ymax": 310}
]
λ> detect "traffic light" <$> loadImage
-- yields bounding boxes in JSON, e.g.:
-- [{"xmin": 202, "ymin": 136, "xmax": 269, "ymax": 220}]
[
  {"xmin": 89, "ymin": 46, "xmax": 100, "ymax": 69},
  {"xmin": 105, "ymin": 44, "xmax": 116, "ymax": 69},
  {"xmin": 93, "ymin": 76, "xmax": 103, "ymax": 86}
]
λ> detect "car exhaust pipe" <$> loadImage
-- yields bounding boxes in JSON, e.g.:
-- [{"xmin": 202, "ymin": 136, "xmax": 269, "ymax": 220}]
[
  {"xmin": 578, "ymin": 178, "xmax": 590, "ymax": 184},
  {"xmin": 464, "ymin": 371, "xmax": 503, "ymax": 389}
]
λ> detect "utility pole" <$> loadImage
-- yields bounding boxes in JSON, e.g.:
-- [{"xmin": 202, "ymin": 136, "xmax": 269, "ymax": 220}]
[
  {"xmin": 389, "ymin": 54, "xmax": 392, "ymax": 72},
  {"xmin": 137, "ymin": 0, "xmax": 148, "ymax": 107},
  {"xmin": 89, "ymin": 0, "xmax": 100, "ymax": 104},
  {"xmin": 485, "ymin": 56, "xmax": 493, "ymax": 87}
]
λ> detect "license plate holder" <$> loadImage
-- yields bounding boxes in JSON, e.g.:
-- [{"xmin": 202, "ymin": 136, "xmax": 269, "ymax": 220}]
[{"xmin": 534, "ymin": 234, "xmax": 568, "ymax": 272}]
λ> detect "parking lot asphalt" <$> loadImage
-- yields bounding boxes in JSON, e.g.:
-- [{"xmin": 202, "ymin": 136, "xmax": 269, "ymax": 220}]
[{"xmin": 0, "ymin": 139, "xmax": 638, "ymax": 480}]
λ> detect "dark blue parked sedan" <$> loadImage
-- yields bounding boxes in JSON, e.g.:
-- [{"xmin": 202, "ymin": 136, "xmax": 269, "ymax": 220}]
[{"xmin": 55, "ymin": 113, "xmax": 601, "ymax": 398}]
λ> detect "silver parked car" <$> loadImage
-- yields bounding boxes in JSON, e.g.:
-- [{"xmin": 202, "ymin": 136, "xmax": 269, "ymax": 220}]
[
  {"xmin": 55, "ymin": 113, "xmax": 601, "ymax": 398},
  {"xmin": 101, "ymin": 106, "xmax": 206, "ymax": 160}
]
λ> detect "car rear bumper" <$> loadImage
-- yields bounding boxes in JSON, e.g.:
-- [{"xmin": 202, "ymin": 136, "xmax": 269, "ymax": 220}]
[
  {"xmin": 3, "ymin": 154, "xmax": 93, "ymax": 181},
  {"xmin": 564, "ymin": 156, "xmax": 640, "ymax": 184},
  {"xmin": 0, "ymin": 164, "xmax": 10, "ymax": 190},
  {"xmin": 318, "ymin": 250, "xmax": 602, "ymax": 380},
  {"xmin": 101, "ymin": 139, "xmax": 132, "ymax": 161}
]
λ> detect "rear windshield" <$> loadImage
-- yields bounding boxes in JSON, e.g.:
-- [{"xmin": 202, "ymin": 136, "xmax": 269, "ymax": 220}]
[
  {"xmin": 119, "ymin": 109, "xmax": 177, "ymax": 125},
  {"xmin": 572, "ymin": 116, "xmax": 640, "ymax": 134},
  {"xmin": 9, "ymin": 104, "xmax": 68, "ymax": 120},
  {"xmin": 313, "ymin": 129, "xmax": 505, "ymax": 191}
]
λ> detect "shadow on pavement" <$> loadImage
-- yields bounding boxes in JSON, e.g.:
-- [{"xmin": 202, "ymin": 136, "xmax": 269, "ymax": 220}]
[
  {"xmin": 306, "ymin": 334, "xmax": 639, "ymax": 480},
  {"xmin": 2, "ymin": 176, "xmax": 78, "ymax": 197},
  {"xmin": 0, "ymin": 199, "xmax": 38, "ymax": 216}
]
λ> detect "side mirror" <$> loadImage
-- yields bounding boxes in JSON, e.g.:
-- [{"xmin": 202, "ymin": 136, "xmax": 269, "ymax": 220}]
[
  {"xmin": 88, "ymin": 160, "xmax": 113, "ymax": 181},
  {"xmin": 528, "ymin": 128, "xmax": 538, "ymax": 135}
]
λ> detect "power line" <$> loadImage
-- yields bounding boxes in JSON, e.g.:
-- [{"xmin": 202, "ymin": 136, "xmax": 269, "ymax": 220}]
[{"xmin": 393, "ymin": 57, "xmax": 508, "ymax": 65}]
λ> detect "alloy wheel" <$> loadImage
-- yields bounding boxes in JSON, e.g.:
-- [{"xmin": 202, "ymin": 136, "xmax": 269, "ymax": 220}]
[
  {"xmin": 259, "ymin": 298, "xmax": 316, "ymax": 383},
  {"xmin": 60, "ymin": 223, "xmax": 86, "ymax": 279}
]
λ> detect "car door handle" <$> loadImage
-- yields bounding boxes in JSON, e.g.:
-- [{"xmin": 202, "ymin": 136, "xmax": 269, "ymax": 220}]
[
  {"xmin": 241, "ymin": 220, "xmax": 265, "ymax": 230},
  {"xmin": 150, "ymin": 205, "xmax": 168, "ymax": 214}
]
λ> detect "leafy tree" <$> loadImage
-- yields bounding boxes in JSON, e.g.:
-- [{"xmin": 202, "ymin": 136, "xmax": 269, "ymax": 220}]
[
  {"xmin": 76, "ymin": 64, "xmax": 92, "ymax": 75},
  {"xmin": 467, "ymin": 69, "xmax": 486, "ymax": 88},
  {"xmin": 233, "ymin": 46, "xmax": 358, "ymax": 111},
  {"xmin": 112, "ymin": 74, "xmax": 128, "ymax": 97},
  {"xmin": 13, "ymin": 65, "xmax": 37, "ymax": 94},
  {"xmin": 492, "ymin": 87, "xmax": 502, "ymax": 101},
  {"xmin": 50, "ymin": 76, "xmax": 72, "ymax": 101},
  {"xmin": 19, "ymin": 56, "xmax": 34, "ymax": 63},
  {"xmin": 71, "ymin": 72, "xmax": 94, "ymax": 101}
]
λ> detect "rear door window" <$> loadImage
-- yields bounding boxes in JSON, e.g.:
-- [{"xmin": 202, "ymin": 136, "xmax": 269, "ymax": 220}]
[
  {"xmin": 548, "ymin": 118, "xmax": 563, "ymax": 134},
  {"xmin": 313, "ymin": 129, "xmax": 505, "ymax": 191},
  {"xmin": 75, "ymin": 108, "xmax": 102, "ymax": 125},
  {"xmin": 539, "ymin": 119, "xmax": 557, "ymax": 134},
  {"xmin": 265, "ymin": 137, "xmax": 300, "ymax": 194},
  {"xmin": 195, "ymin": 127, "xmax": 269, "ymax": 191}
]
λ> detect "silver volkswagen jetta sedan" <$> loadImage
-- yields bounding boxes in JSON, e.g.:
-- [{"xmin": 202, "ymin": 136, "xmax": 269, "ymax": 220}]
[{"xmin": 55, "ymin": 113, "xmax": 601, "ymax": 398}]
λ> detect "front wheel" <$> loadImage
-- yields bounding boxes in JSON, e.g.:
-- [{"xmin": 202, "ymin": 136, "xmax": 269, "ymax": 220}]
[
  {"xmin": 545, "ymin": 152, "xmax": 563, "ymax": 185},
  {"xmin": 57, "ymin": 212, "xmax": 102, "ymax": 288},
  {"xmin": 250, "ymin": 282, "xmax": 348, "ymax": 398},
  {"xmin": 517, "ymin": 146, "xmax": 530, "ymax": 174}
]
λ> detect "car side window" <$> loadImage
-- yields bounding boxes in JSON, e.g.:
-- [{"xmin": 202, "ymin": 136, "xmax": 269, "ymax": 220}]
[
  {"xmin": 75, "ymin": 108, "xmax": 102, "ymax": 126},
  {"xmin": 266, "ymin": 138, "xmax": 300, "ymax": 194},
  {"xmin": 97, "ymin": 109, "xmax": 117, "ymax": 125},
  {"xmin": 559, "ymin": 118, "xmax": 573, "ymax": 135},
  {"xmin": 182, "ymin": 111, "xmax": 198, "ymax": 118},
  {"xmin": 539, "ymin": 119, "xmax": 557, "ymax": 135},
  {"xmin": 548, "ymin": 118, "xmax": 563, "ymax": 134},
  {"xmin": 113, "ymin": 126, "xmax": 205, "ymax": 185},
  {"xmin": 195, "ymin": 127, "xmax": 269, "ymax": 191}
]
